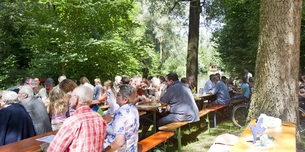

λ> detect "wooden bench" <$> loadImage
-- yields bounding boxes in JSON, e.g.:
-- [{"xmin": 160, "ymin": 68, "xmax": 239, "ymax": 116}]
[
  {"xmin": 158, "ymin": 121, "xmax": 188, "ymax": 152},
  {"xmin": 230, "ymin": 98, "xmax": 248, "ymax": 106},
  {"xmin": 205, "ymin": 104, "xmax": 229, "ymax": 129},
  {"xmin": 138, "ymin": 131, "xmax": 174, "ymax": 152},
  {"xmin": 198, "ymin": 108, "xmax": 211, "ymax": 131}
]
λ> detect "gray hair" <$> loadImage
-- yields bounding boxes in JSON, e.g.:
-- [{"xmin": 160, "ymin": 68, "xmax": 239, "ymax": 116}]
[
  {"xmin": 19, "ymin": 85, "xmax": 34, "ymax": 97},
  {"xmin": 118, "ymin": 85, "xmax": 136, "ymax": 104},
  {"xmin": 151, "ymin": 77, "xmax": 160, "ymax": 87},
  {"xmin": 74, "ymin": 86, "xmax": 93, "ymax": 105},
  {"xmin": 2, "ymin": 91, "xmax": 19, "ymax": 104},
  {"xmin": 115, "ymin": 75, "xmax": 122, "ymax": 81}
]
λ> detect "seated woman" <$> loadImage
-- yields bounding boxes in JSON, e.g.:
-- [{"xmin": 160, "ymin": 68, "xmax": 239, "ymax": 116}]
[
  {"xmin": 103, "ymin": 85, "xmax": 139, "ymax": 152},
  {"xmin": 0, "ymin": 91, "xmax": 36, "ymax": 146},
  {"xmin": 102, "ymin": 80, "xmax": 120, "ymax": 116},
  {"xmin": 231, "ymin": 77, "xmax": 251, "ymax": 101}
]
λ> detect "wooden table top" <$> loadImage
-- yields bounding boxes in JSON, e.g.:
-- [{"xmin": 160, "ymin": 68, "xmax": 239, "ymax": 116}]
[
  {"xmin": 0, "ymin": 130, "xmax": 58, "ymax": 152},
  {"xmin": 230, "ymin": 120, "xmax": 296, "ymax": 152},
  {"xmin": 136, "ymin": 102, "xmax": 163, "ymax": 111}
]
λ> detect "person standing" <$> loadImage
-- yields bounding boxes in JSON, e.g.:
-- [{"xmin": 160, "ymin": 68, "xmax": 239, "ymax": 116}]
[
  {"xmin": 48, "ymin": 86, "xmax": 106, "ymax": 152},
  {"xmin": 244, "ymin": 68, "xmax": 253, "ymax": 83},
  {"xmin": 18, "ymin": 85, "xmax": 52, "ymax": 135}
]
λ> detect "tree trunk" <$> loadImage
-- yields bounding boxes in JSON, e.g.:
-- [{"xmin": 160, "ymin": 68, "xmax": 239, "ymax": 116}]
[
  {"xmin": 247, "ymin": 0, "xmax": 302, "ymax": 140},
  {"xmin": 186, "ymin": 0, "xmax": 200, "ymax": 88}
]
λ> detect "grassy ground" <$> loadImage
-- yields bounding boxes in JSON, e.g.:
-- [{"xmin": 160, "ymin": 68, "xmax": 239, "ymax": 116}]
[{"xmin": 140, "ymin": 117, "xmax": 305, "ymax": 152}]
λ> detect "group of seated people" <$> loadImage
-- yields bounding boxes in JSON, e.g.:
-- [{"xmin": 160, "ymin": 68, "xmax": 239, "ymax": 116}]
[
  {"xmin": 0, "ymin": 71, "xmax": 255, "ymax": 151},
  {"xmin": 201, "ymin": 73, "xmax": 253, "ymax": 106},
  {"xmin": 0, "ymin": 73, "xmax": 201, "ymax": 151}
]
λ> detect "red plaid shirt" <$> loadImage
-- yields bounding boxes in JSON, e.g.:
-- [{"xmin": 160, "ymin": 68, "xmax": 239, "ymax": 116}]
[{"xmin": 48, "ymin": 106, "xmax": 106, "ymax": 152}]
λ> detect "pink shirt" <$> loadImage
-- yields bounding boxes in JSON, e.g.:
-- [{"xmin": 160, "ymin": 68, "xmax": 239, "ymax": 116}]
[{"xmin": 51, "ymin": 109, "xmax": 67, "ymax": 125}]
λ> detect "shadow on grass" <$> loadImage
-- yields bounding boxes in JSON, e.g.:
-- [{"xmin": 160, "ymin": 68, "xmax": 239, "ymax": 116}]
[{"xmin": 165, "ymin": 117, "xmax": 243, "ymax": 152}]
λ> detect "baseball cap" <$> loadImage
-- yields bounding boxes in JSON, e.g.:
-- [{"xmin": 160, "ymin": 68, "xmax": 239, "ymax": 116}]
[{"xmin": 45, "ymin": 78, "xmax": 54, "ymax": 85}]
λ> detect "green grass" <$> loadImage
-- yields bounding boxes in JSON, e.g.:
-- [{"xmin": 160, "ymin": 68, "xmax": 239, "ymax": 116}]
[{"xmin": 140, "ymin": 117, "xmax": 305, "ymax": 152}]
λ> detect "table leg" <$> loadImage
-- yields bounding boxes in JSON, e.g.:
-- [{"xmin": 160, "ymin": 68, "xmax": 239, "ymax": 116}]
[{"xmin": 153, "ymin": 110, "xmax": 157, "ymax": 133}]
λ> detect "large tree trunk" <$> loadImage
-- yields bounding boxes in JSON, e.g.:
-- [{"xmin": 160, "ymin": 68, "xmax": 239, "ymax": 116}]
[
  {"xmin": 186, "ymin": 0, "xmax": 200, "ymax": 88},
  {"xmin": 247, "ymin": 0, "xmax": 302, "ymax": 140}
]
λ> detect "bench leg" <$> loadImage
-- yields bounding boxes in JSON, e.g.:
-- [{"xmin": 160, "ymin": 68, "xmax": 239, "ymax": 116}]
[
  {"xmin": 153, "ymin": 110, "xmax": 157, "ymax": 133},
  {"xmin": 177, "ymin": 128, "xmax": 182, "ymax": 152},
  {"xmin": 206, "ymin": 114, "xmax": 210, "ymax": 132},
  {"xmin": 214, "ymin": 112, "xmax": 217, "ymax": 128}
]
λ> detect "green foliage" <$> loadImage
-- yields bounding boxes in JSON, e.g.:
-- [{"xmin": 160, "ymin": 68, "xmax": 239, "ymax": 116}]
[
  {"xmin": 208, "ymin": 0, "xmax": 260, "ymax": 77},
  {"xmin": 23, "ymin": 0, "xmax": 151, "ymax": 82}
]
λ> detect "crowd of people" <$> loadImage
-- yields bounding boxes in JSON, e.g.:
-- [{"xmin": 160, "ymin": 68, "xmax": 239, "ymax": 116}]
[{"xmin": 0, "ymin": 69, "xmax": 255, "ymax": 151}]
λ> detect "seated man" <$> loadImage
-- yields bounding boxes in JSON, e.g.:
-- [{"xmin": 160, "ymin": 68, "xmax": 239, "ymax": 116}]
[
  {"xmin": 0, "ymin": 91, "xmax": 36, "ymax": 146},
  {"xmin": 48, "ymin": 86, "xmax": 107, "ymax": 152},
  {"xmin": 18, "ymin": 85, "xmax": 52, "ymax": 135},
  {"xmin": 209, "ymin": 76, "xmax": 231, "ymax": 105},
  {"xmin": 231, "ymin": 77, "xmax": 251, "ymax": 101},
  {"xmin": 158, "ymin": 73, "xmax": 199, "ymax": 127},
  {"xmin": 203, "ymin": 74, "xmax": 215, "ymax": 93}
]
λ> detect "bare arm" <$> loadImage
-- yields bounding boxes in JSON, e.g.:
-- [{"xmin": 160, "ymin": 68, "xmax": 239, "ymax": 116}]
[{"xmin": 103, "ymin": 134, "xmax": 124, "ymax": 152}]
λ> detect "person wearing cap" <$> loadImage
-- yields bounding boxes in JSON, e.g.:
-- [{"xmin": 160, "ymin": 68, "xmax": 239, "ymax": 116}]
[
  {"xmin": 54, "ymin": 75, "xmax": 66, "ymax": 89},
  {"xmin": 37, "ymin": 78, "xmax": 55, "ymax": 104}
]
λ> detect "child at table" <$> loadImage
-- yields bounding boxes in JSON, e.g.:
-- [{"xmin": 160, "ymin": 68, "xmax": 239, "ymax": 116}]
[{"xmin": 46, "ymin": 88, "xmax": 68, "ymax": 130}]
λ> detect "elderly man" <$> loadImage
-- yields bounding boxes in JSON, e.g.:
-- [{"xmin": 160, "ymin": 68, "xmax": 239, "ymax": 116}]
[
  {"xmin": 0, "ymin": 91, "xmax": 36, "ymax": 146},
  {"xmin": 37, "ymin": 78, "xmax": 55, "ymax": 103},
  {"xmin": 203, "ymin": 74, "xmax": 216, "ymax": 93},
  {"xmin": 158, "ymin": 73, "xmax": 200, "ymax": 127},
  {"xmin": 48, "ymin": 86, "xmax": 106, "ymax": 152},
  {"xmin": 18, "ymin": 85, "xmax": 52, "ymax": 135}
]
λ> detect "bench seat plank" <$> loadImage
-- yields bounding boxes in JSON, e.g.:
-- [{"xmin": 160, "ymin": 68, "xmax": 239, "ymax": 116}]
[
  {"xmin": 205, "ymin": 104, "xmax": 228, "ymax": 111},
  {"xmin": 199, "ymin": 109, "xmax": 210, "ymax": 117},
  {"xmin": 138, "ymin": 131, "xmax": 174, "ymax": 152},
  {"xmin": 158, "ymin": 121, "xmax": 188, "ymax": 132}
]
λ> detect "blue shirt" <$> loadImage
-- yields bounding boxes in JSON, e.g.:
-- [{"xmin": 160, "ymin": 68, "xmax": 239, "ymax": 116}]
[
  {"xmin": 161, "ymin": 81, "xmax": 199, "ymax": 123},
  {"xmin": 241, "ymin": 83, "xmax": 251, "ymax": 98},
  {"xmin": 212, "ymin": 81, "xmax": 231, "ymax": 104},
  {"xmin": 203, "ymin": 79, "xmax": 215, "ymax": 93}
]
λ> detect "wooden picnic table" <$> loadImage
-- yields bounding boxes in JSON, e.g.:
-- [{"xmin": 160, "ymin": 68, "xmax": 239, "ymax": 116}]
[
  {"xmin": 0, "ymin": 106, "xmax": 154, "ymax": 152},
  {"xmin": 136, "ymin": 102, "xmax": 164, "ymax": 133},
  {"xmin": 230, "ymin": 119, "xmax": 296, "ymax": 152},
  {"xmin": 193, "ymin": 93, "xmax": 217, "ymax": 110},
  {"xmin": 0, "ymin": 130, "xmax": 58, "ymax": 152}
]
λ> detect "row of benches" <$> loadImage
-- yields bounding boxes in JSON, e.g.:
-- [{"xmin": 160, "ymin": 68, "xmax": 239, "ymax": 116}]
[
  {"xmin": 138, "ymin": 98, "xmax": 247, "ymax": 152},
  {"xmin": 137, "ymin": 103, "xmax": 230, "ymax": 152}
]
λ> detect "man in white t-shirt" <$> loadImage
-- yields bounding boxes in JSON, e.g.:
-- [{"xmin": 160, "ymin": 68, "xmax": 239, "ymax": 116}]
[{"xmin": 244, "ymin": 68, "xmax": 252, "ymax": 83}]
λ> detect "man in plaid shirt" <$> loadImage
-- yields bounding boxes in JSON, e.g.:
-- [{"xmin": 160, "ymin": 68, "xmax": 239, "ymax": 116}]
[{"xmin": 48, "ymin": 86, "xmax": 106, "ymax": 152}]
